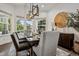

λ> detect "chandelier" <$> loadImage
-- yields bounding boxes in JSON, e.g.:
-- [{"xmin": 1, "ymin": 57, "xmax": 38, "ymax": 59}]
[{"xmin": 26, "ymin": 4, "xmax": 39, "ymax": 19}]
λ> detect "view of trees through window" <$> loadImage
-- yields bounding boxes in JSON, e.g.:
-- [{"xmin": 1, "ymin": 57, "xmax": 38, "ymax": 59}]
[
  {"xmin": 0, "ymin": 15, "xmax": 11, "ymax": 35},
  {"xmin": 16, "ymin": 18, "xmax": 32, "ymax": 32},
  {"xmin": 0, "ymin": 14, "xmax": 32, "ymax": 35},
  {"xmin": 17, "ymin": 20, "xmax": 24, "ymax": 31}
]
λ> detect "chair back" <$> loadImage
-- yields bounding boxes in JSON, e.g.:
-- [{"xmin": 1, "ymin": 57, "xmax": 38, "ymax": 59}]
[
  {"xmin": 11, "ymin": 33, "xmax": 19, "ymax": 50},
  {"xmin": 15, "ymin": 32, "xmax": 32, "ymax": 47},
  {"xmin": 43, "ymin": 31, "xmax": 59, "ymax": 56},
  {"xmin": 15, "ymin": 32, "xmax": 25, "ymax": 39},
  {"xmin": 35, "ymin": 31, "xmax": 59, "ymax": 56}
]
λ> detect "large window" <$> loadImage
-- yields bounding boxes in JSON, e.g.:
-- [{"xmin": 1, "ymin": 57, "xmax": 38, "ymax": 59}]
[
  {"xmin": 16, "ymin": 18, "xmax": 32, "ymax": 32},
  {"xmin": 0, "ymin": 15, "xmax": 11, "ymax": 35}
]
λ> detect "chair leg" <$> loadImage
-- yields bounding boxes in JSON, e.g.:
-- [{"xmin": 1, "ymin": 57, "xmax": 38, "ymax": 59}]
[
  {"xmin": 28, "ymin": 48, "xmax": 32, "ymax": 56},
  {"xmin": 16, "ymin": 51, "xmax": 18, "ymax": 56},
  {"xmin": 30, "ymin": 48, "xmax": 32, "ymax": 56},
  {"xmin": 30, "ymin": 48, "xmax": 33, "ymax": 56}
]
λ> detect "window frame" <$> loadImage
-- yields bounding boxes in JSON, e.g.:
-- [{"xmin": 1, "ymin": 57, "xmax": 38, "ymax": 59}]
[
  {"xmin": 16, "ymin": 17, "xmax": 32, "ymax": 32},
  {"xmin": 0, "ymin": 11, "xmax": 12, "ymax": 35}
]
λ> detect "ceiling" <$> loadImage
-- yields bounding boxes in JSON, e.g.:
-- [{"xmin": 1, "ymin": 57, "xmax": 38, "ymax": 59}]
[{"xmin": 8, "ymin": 3, "xmax": 59, "ymax": 12}]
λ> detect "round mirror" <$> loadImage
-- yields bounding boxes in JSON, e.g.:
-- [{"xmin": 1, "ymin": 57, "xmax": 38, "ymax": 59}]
[{"xmin": 54, "ymin": 12, "xmax": 68, "ymax": 28}]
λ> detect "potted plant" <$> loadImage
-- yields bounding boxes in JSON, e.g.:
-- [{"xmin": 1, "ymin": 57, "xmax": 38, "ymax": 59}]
[{"xmin": 67, "ymin": 9, "xmax": 79, "ymax": 32}]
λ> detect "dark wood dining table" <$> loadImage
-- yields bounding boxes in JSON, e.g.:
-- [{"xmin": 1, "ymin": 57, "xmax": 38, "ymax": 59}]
[
  {"xmin": 27, "ymin": 37, "xmax": 40, "ymax": 47},
  {"xmin": 26, "ymin": 37, "xmax": 40, "ymax": 55}
]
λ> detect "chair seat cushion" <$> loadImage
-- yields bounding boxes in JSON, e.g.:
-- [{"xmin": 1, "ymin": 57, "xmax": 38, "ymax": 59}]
[
  {"xmin": 29, "ymin": 40, "xmax": 39, "ymax": 46},
  {"xmin": 19, "ymin": 39, "xmax": 27, "ymax": 43},
  {"xmin": 19, "ymin": 37, "xmax": 26, "ymax": 40},
  {"xmin": 18, "ymin": 43, "xmax": 31, "ymax": 51},
  {"xmin": 18, "ymin": 39, "xmax": 39, "ymax": 51}
]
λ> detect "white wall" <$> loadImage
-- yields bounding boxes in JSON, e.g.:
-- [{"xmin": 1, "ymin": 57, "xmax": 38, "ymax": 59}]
[
  {"xmin": 0, "ymin": 4, "xmax": 27, "ymax": 32},
  {"xmin": 46, "ymin": 3, "xmax": 79, "ymax": 41},
  {"xmin": 0, "ymin": 4, "xmax": 79, "ymax": 34},
  {"xmin": 0, "ymin": 4, "xmax": 14, "ymax": 14},
  {"xmin": 0, "ymin": 4, "xmax": 17, "ymax": 32},
  {"xmin": 0, "ymin": 4, "xmax": 14, "ymax": 55},
  {"xmin": 32, "ymin": 12, "xmax": 48, "ymax": 33},
  {"xmin": 1, "ymin": 4, "xmax": 79, "ymax": 33},
  {"xmin": 0, "ymin": 4, "xmax": 14, "ymax": 45},
  {"xmin": 47, "ymin": 3, "xmax": 79, "ymax": 31},
  {"xmin": 14, "ymin": 5, "xmax": 25, "ymax": 17}
]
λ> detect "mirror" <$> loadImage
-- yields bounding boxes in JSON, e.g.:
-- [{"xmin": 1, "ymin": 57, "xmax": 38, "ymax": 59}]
[{"xmin": 54, "ymin": 12, "xmax": 68, "ymax": 28}]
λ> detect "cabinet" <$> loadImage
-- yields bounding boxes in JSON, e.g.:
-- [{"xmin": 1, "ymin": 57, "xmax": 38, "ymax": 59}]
[
  {"xmin": 58, "ymin": 33, "xmax": 74, "ymax": 50},
  {"xmin": 74, "ymin": 41, "xmax": 79, "ymax": 54}
]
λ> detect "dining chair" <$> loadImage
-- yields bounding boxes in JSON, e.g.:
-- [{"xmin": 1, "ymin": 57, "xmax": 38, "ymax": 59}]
[
  {"xmin": 33, "ymin": 31, "xmax": 59, "ymax": 56},
  {"xmin": 15, "ymin": 32, "xmax": 28, "ymax": 43},
  {"xmin": 11, "ymin": 33, "xmax": 32, "ymax": 56}
]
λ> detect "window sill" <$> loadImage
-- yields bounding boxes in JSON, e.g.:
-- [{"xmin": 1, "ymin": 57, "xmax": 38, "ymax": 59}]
[
  {"xmin": 0, "ymin": 33, "xmax": 11, "ymax": 37},
  {"xmin": 0, "ymin": 33, "xmax": 12, "ymax": 45}
]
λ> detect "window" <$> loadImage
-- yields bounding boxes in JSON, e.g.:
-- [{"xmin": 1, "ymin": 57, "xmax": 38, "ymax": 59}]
[
  {"xmin": 17, "ymin": 20, "xmax": 24, "ymax": 31},
  {"xmin": 38, "ymin": 19, "xmax": 46, "ymax": 33},
  {"xmin": 8, "ymin": 17, "xmax": 11, "ymax": 32},
  {"xmin": 0, "ymin": 15, "xmax": 11, "ymax": 35},
  {"xmin": 16, "ymin": 18, "xmax": 32, "ymax": 32}
]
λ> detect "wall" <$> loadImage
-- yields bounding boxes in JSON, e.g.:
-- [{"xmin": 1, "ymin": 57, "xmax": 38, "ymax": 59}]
[
  {"xmin": 47, "ymin": 3, "xmax": 79, "ymax": 31},
  {"xmin": 0, "ymin": 4, "xmax": 17, "ymax": 32},
  {"xmin": 1, "ymin": 4, "xmax": 79, "ymax": 33},
  {"xmin": 32, "ymin": 12, "xmax": 48, "ymax": 33},
  {"xmin": 0, "ymin": 4, "xmax": 14, "ymax": 14},
  {"xmin": 14, "ymin": 5, "xmax": 25, "ymax": 17},
  {"xmin": 0, "ymin": 4, "xmax": 14, "ymax": 55}
]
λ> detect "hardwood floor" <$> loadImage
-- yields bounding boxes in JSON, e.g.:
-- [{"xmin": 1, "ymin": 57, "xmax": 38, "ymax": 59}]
[{"xmin": 0, "ymin": 42, "xmax": 78, "ymax": 56}]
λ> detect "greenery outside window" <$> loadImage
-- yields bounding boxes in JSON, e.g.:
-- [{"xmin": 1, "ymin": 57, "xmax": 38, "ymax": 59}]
[
  {"xmin": 0, "ymin": 15, "xmax": 11, "ymax": 35},
  {"xmin": 16, "ymin": 18, "xmax": 32, "ymax": 32},
  {"xmin": 38, "ymin": 19, "xmax": 46, "ymax": 34},
  {"xmin": 17, "ymin": 20, "xmax": 24, "ymax": 31}
]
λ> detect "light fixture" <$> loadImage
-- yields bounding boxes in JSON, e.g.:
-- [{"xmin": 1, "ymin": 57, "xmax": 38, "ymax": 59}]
[
  {"xmin": 32, "ymin": 4, "xmax": 39, "ymax": 16},
  {"xmin": 41, "ymin": 5, "xmax": 45, "ymax": 8},
  {"xmin": 26, "ymin": 4, "xmax": 39, "ymax": 19}
]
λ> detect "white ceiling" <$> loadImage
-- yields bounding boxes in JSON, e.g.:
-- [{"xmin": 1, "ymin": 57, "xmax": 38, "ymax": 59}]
[{"xmin": 8, "ymin": 3, "xmax": 59, "ymax": 12}]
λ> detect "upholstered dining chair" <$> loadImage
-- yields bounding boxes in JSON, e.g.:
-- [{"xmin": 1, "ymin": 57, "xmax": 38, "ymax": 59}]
[
  {"xmin": 11, "ymin": 33, "xmax": 32, "ymax": 56},
  {"xmin": 15, "ymin": 32, "xmax": 36, "ymax": 46},
  {"xmin": 15, "ymin": 32, "xmax": 28, "ymax": 43},
  {"xmin": 33, "ymin": 31, "xmax": 59, "ymax": 56},
  {"xmin": 15, "ymin": 32, "xmax": 34, "ymax": 43}
]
